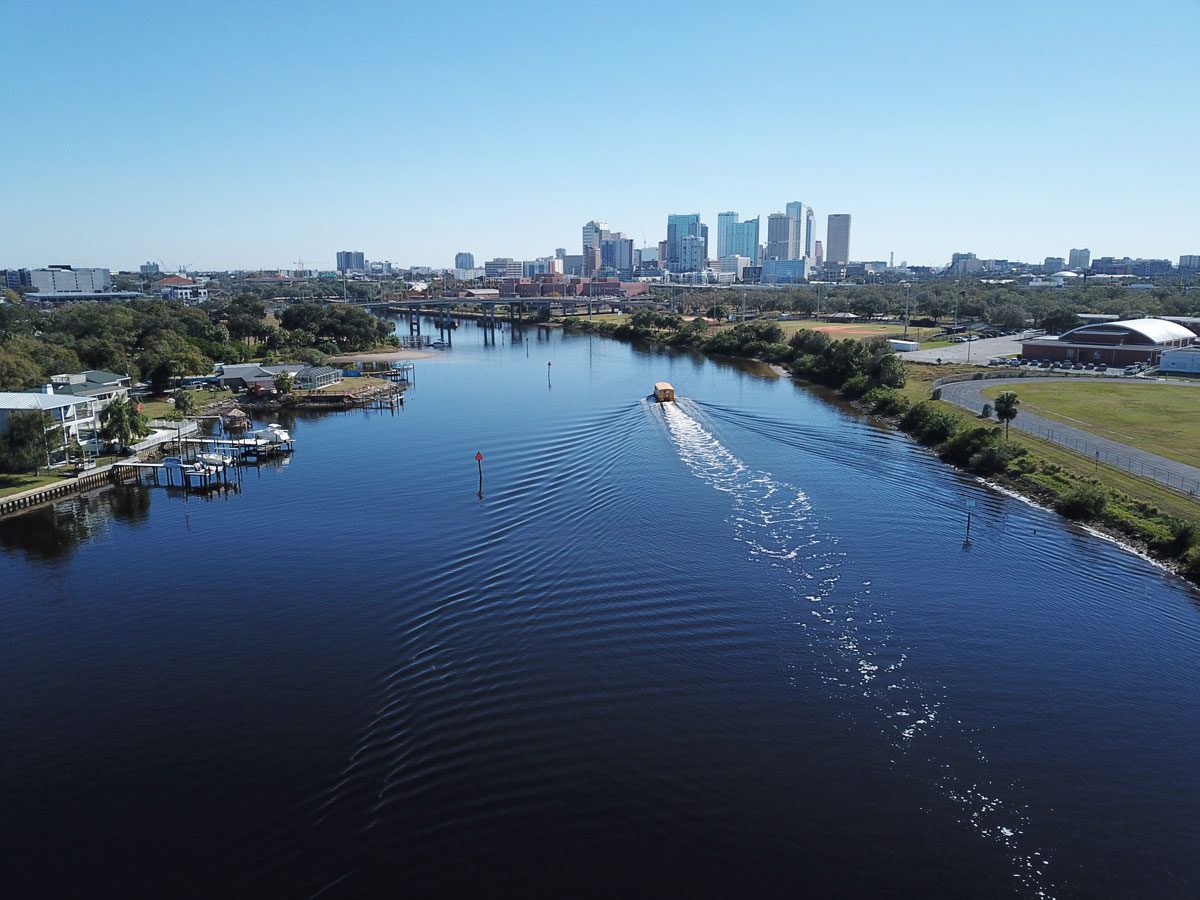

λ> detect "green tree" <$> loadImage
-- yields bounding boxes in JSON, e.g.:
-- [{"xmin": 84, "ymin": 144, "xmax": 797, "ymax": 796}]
[
  {"xmin": 994, "ymin": 391, "xmax": 1020, "ymax": 441},
  {"xmin": 0, "ymin": 410, "xmax": 51, "ymax": 474},
  {"xmin": 273, "ymin": 371, "xmax": 293, "ymax": 394},
  {"xmin": 1041, "ymin": 309, "xmax": 1081, "ymax": 334},
  {"xmin": 100, "ymin": 397, "xmax": 149, "ymax": 450},
  {"xmin": 0, "ymin": 347, "xmax": 43, "ymax": 390},
  {"xmin": 173, "ymin": 390, "xmax": 196, "ymax": 417}
]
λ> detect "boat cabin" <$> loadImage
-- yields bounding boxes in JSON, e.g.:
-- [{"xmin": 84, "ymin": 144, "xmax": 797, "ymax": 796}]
[{"xmin": 653, "ymin": 382, "xmax": 675, "ymax": 402}]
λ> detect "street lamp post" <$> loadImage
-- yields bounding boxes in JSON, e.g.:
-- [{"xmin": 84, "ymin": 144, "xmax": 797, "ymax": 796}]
[{"xmin": 903, "ymin": 283, "xmax": 911, "ymax": 339}]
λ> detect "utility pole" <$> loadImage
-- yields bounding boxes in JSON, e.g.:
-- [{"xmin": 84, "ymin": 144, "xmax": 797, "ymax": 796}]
[{"xmin": 903, "ymin": 283, "xmax": 911, "ymax": 338}]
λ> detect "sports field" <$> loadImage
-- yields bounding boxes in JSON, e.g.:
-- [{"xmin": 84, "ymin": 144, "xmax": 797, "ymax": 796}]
[{"xmin": 981, "ymin": 381, "xmax": 1200, "ymax": 467}]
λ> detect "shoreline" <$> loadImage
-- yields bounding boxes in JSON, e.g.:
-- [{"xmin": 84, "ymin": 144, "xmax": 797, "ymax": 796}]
[
  {"xmin": 561, "ymin": 321, "xmax": 1199, "ymax": 587},
  {"xmin": 329, "ymin": 348, "xmax": 436, "ymax": 363}
]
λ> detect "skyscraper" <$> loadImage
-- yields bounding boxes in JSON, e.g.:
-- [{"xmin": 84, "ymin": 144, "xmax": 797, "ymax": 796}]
[
  {"xmin": 826, "ymin": 215, "xmax": 851, "ymax": 265},
  {"xmin": 600, "ymin": 233, "xmax": 634, "ymax": 275},
  {"xmin": 765, "ymin": 213, "xmax": 794, "ymax": 260},
  {"xmin": 666, "ymin": 214, "xmax": 705, "ymax": 271},
  {"xmin": 717, "ymin": 212, "xmax": 760, "ymax": 265},
  {"xmin": 582, "ymin": 220, "xmax": 609, "ymax": 277},
  {"xmin": 455, "ymin": 252, "xmax": 475, "ymax": 269},
  {"xmin": 336, "ymin": 250, "xmax": 366, "ymax": 273},
  {"xmin": 814, "ymin": 240, "xmax": 823, "ymax": 267},
  {"xmin": 805, "ymin": 207, "xmax": 815, "ymax": 258},
  {"xmin": 785, "ymin": 201, "xmax": 810, "ymax": 260},
  {"xmin": 679, "ymin": 234, "xmax": 706, "ymax": 272},
  {"xmin": 1069, "ymin": 248, "xmax": 1091, "ymax": 269}
]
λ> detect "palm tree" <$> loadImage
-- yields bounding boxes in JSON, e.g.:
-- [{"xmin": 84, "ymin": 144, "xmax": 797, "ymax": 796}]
[
  {"xmin": 173, "ymin": 389, "xmax": 195, "ymax": 417},
  {"xmin": 994, "ymin": 391, "xmax": 1020, "ymax": 441},
  {"xmin": 100, "ymin": 396, "xmax": 149, "ymax": 451}
]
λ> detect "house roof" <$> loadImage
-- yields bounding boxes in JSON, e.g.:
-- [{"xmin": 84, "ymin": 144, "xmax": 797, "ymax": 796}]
[
  {"xmin": 152, "ymin": 275, "xmax": 196, "ymax": 287},
  {"xmin": 0, "ymin": 392, "xmax": 95, "ymax": 412},
  {"xmin": 81, "ymin": 370, "xmax": 128, "ymax": 385},
  {"xmin": 214, "ymin": 363, "xmax": 306, "ymax": 381}
]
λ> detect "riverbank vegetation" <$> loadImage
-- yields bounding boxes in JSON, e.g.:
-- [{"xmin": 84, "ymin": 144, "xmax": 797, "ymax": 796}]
[
  {"xmin": 561, "ymin": 314, "xmax": 1200, "ymax": 585},
  {"xmin": 888, "ymin": 364, "xmax": 1200, "ymax": 583}
]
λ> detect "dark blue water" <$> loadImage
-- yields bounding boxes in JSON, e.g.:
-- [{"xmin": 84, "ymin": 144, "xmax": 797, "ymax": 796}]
[{"xmin": 2, "ymin": 321, "xmax": 1198, "ymax": 898}]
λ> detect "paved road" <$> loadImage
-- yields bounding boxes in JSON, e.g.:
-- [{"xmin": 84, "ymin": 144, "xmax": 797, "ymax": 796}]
[
  {"xmin": 938, "ymin": 376, "xmax": 1200, "ymax": 495},
  {"xmin": 903, "ymin": 331, "xmax": 1041, "ymax": 365}
]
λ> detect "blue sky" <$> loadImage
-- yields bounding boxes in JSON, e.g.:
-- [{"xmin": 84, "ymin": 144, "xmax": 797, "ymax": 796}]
[{"xmin": 2, "ymin": 0, "xmax": 1197, "ymax": 271}]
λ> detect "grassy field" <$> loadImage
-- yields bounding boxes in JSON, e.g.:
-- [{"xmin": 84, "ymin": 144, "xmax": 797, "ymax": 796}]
[
  {"xmin": 0, "ymin": 472, "xmax": 64, "ymax": 498},
  {"xmin": 297, "ymin": 375, "xmax": 390, "ymax": 394},
  {"xmin": 140, "ymin": 388, "xmax": 227, "ymax": 419},
  {"xmin": 981, "ymin": 381, "xmax": 1200, "ymax": 468},
  {"xmin": 900, "ymin": 363, "xmax": 1200, "ymax": 520}
]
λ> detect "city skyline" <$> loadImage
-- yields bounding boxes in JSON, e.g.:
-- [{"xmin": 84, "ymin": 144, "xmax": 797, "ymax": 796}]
[{"xmin": 2, "ymin": 1, "xmax": 1198, "ymax": 270}]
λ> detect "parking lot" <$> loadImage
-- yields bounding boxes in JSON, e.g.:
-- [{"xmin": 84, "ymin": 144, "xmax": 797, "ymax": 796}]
[{"xmin": 902, "ymin": 331, "xmax": 1039, "ymax": 365}]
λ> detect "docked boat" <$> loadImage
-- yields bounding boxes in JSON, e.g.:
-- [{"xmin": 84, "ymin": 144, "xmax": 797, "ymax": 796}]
[
  {"xmin": 197, "ymin": 452, "xmax": 234, "ymax": 467},
  {"xmin": 247, "ymin": 424, "xmax": 292, "ymax": 445},
  {"xmin": 653, "ymin": 381, "xmax": 675, "ymax": 402}
]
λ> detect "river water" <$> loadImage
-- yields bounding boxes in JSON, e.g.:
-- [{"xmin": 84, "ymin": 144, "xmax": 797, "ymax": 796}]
[{"xmin": 2, "ymin": 320, "xmax": 1198, "ymax": 898}]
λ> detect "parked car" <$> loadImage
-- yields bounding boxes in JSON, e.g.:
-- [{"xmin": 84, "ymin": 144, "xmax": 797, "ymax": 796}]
[
  {"xmin": 1096, "ymin": 364, "xmax": 1108, "ymax": 372},
  {"xmin": 1072, "ymin": 363, "xmax": 1084, "ymax": 370},
  {"xmin": 1123, "ymin": 365, "xmax": 1138, "ymax": 375}
]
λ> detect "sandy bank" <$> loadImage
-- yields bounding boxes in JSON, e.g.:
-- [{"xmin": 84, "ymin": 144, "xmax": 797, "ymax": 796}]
[{"xmin": 329, "ymin": 348, "xmax": 436, "ymax": 363}]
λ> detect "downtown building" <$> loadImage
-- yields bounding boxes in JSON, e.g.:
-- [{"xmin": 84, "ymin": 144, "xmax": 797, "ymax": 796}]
[
  {"xmin": 765, "ymin": 213, "xmax": 795, "ymax": 261},
  {"xmin": 716, "ymin": 212, "xmax": 760, "ymax": 265},
  {"xmin": 1068, "ymin": 248, "xmax": 1090, "ymax": 269},
  {"xmin": 785, "ymin": 201, "xmax": 813, "ymax": 260},
  {"xmin": 826, "ymin": 214, "xmax": 851, "ymax": 265},
  {"xmin": 336, "ymin": 250, "xmax": 366, "ymax": 273},
  {"xmin": 665, "ymin": 214, "xmax": 707, "ymax": 272},
  {"xmin": 454, "ymin": 252, "xmax": 475, "ymax": 269},
  {"xmin": 484, "ymin": 257, "xmax": 523, "ymax": 278}
]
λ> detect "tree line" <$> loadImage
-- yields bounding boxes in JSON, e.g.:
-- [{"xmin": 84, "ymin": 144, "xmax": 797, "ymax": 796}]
[
  {"xmin": 648, "ymin": 281, "xmax": 1196, "ymax": 334},
  {"xmin": 0, "ymin": 295, "xmax": 395, "ymax": 393}
]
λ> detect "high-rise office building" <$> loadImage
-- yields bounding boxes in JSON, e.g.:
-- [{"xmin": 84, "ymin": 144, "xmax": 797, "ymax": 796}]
[
  {"xmin": 336, "ymin": 250, "xmax": 366, "ymax": 273},
  {"xmin": 679, "ymin": 234, "xmax": 707, "ymax": 273},
  {"xmin": 814, "ymin": 241, "xmax": 823, "ymax": 267},
  {"xmin": 805, "ymin": 208, "xmax": 815, "ymax": 258},
  {"xmin": 600, "ymin": 233, "xmax": 634, "ymax": 275},
  {"xmin": 666, "ymin": 214, "xmax": 705, "ymax": 271},
  {"xmin": 765, "ymin": 213, "xmax": 794, "ymax": 260},
  {"xmin": 582, "ymin": 220, "xmax": 610, "ymax": 276},
  {"xmin": 1068, "ymin": 248, "xmax": 1091, "ymax": 269},
  {"xmin": 1180, "ymin": 255, "xmax": 1200, "ymax": 271},
  {"xmin": 826, "ymin": 215, "xmax": 851, "ymax": 265},
  {"xmin": 785, "ymin": 201, "xmax": 810, "ymax": 260},
  {"xmin": 717, "ymin": 212, "xmax": 760, "ymax": 265},
  {"xmin": 1044, "ymin": 257, "xmax": 1065, "ymax": 273},
  {"xmin": 455, "ymin": 252, "xmax": 475, "ymax": 269}
]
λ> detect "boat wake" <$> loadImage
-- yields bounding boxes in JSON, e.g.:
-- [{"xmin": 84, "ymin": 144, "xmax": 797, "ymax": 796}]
[{"xmin": 660, "ymin": 399, "xmax": 1054, "ymax": 898}]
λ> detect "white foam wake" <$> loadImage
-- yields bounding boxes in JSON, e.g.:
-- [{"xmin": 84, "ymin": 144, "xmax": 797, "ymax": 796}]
[{"xmin": 660, "ymin": 400, "xmax": 1054, "ymax": 898}]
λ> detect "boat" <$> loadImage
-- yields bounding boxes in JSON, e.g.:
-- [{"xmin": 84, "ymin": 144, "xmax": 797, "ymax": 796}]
[
  {"xmin": 248, "ymin": 424, "xmax": 292, "ymax": 445},
  {"xmin": 653, "ymin": 381, "xmax": 675, "ymax": 402},
  {"xmin": 197, "ymin": 452, "xmax": 234, "ymax": 467}
]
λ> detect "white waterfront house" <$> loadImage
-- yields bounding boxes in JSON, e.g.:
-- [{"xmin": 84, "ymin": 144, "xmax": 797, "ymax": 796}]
[{"xmin": 0, "ymin": 389, "xmax": 100, "ymax": 466}]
